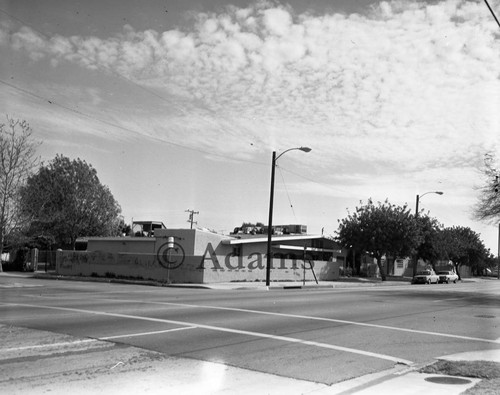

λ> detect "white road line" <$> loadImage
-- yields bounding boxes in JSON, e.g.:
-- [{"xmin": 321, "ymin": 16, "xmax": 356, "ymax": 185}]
[
  {"xmin": 2, "ymin": 338, "xmax": 99, "ymax": 352},
  {"xmin": 99, "ymin": 326, "xmax": 196, "ymax": 340},
  {"xmin": 100, "ymin": 299, "xmax": 500, "ymax": 345},
  {"xmin": 433, "ymin": 298, "xmax": 466, "ymax": 302},
  {"xmin": 0, "ymin": 328, "xmax": 196, "ymax": 353},
  {"xmin": 0, "ymin": 283, "xmax": 44, "ymax": 288},
  {"xmin": 0, "ymin": 302, "xmax": 413, "ymax": 366}
]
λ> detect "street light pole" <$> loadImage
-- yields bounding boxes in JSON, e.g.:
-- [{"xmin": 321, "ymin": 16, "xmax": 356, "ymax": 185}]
[
  {"xmin": 413, "ymin": 191, "xmax": 443, "ymax": 277},
  {"xmin": 266, "ymin": 151, "xmax": 277, "ymax": 287},
  {"xmin": 266, "ymin": 147, "xmax": 311, "ymax": 287},
  {"xmin": 497, "ymin": 222, "xmax": 500, "ymax": 280}
]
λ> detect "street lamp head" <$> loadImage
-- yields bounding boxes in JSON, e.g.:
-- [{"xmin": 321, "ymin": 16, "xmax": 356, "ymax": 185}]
[
  {"xmin": 420, "ymin": 191, "xmax": 444, "ymax": 199},
  {"xmin": 299, "ymin": 147, "xmax": 312, "ymax": 153}
]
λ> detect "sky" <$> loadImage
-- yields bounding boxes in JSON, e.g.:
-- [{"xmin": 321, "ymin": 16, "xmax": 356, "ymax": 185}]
[{"xmin": 1, "ymin": 0, "xmax": 499, "ymax": 253}]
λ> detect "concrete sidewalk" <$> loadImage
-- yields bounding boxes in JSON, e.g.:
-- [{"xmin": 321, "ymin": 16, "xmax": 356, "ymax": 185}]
[
  {"xmin": 191, "ymin": 276, "xmax": 488, "ymax": 291},
  {"xmin": 170, "ymin": 279, "xmax": 412, "ymax": 290},
  {"xmin": 27, "ymin": 270, "xmax": 416, "ymax": 289}
]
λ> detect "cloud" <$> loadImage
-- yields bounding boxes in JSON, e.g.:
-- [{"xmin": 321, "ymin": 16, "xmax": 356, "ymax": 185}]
[{"xmin": 2, "ymin": 0, "xmax": 499, "ymax": 183}]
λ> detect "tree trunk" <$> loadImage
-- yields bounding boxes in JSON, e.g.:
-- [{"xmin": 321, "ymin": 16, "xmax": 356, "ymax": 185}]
[
  {"xmin": 0, "ymin": 232, "xmax": 4, "ymax": 272},
  {"xmin": 453, "ymin": 262, "xmax": 461, "ymax": 280},
  {"xmin": 376, "ymin": 256, "xmax": 386, "ymax": 281},
  {"xmin": 430, "ymin": 260, "xmax": 437, "ymax": 273}
]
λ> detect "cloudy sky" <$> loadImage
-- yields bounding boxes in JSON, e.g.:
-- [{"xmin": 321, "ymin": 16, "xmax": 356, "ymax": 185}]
[{"xmin": 1, "ymin": 0, "xmax": 499, "ymax": 251}]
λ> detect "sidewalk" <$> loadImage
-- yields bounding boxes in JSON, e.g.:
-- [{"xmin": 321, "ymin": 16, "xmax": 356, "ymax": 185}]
[
  {"xmin": 28, "ymin": 271, "xmax": 487, "ymax": 290},
  {"xmin": 22, "ymin": 270, "xmax": 414, "ymax": 289}
]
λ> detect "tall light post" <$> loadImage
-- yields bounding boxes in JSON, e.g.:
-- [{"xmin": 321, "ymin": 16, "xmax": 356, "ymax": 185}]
[
  {"xmin": 266, "ymin": 147, "xmax": 311, "ymax": 287},
  {"xmin": 497, "ymin": 222, "xmax": 500, "ymax": 280},
  {"xmin": 413, "ymin": 191, "xmax": 444, "ymax": 276}
]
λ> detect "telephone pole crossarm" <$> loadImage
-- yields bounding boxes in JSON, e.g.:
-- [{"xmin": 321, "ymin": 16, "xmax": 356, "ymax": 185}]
[{"xmin": 185, "ymin": 209, "xmax": 199, "ymax": 229}]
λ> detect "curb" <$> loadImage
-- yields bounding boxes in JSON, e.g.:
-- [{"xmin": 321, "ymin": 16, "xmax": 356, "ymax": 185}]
[
  {"xmin": 6, "ymin": 271, "xmax": 491, "ymax": 291},
  {"xmin": 30, "ymin": 273, "xmax": 410, "ymax": 290}
]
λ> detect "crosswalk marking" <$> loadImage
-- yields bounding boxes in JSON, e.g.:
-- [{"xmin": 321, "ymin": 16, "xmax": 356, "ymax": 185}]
[{"xmin": 0, "ymin": 283, "xmax": 44, "ymax": 288}]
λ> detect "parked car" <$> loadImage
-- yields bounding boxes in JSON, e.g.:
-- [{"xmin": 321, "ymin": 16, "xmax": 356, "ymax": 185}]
[
  {"xmin": 437, "ymin": 270, "xmax": 459, "ymax": 284},
  {"xmin": 485, "ymin": 268, "xmax": 499, "ymax": 277},
  {"xmin": 412, "ymin": 269, "xmax": 439, "ymax": 284}
]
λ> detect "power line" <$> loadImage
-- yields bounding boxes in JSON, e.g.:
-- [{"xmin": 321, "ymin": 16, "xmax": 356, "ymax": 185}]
[
  {"xmin": 277, "ymin": 164, "xmax": 297, "ymax": 221},
  {"xmin": 0, "ymin": 7, "xmax": 186, "ymax": 116},
  {"xmin": 484, "ymin": 0, "xmax": 500, "ymax": 29},
  {"xmin": 0, "ymin": 9, "xmax": 360, "ymax": 200},
  {"xmin": 2, "ymin": 75, "xmax": 361, "ymax": 201},
  {"xmin": 0, "ymin": 78, "xmax": 267, "ymax": 166},
  {"xmin": 278, "ymin": 165, "xmax": 357, "ymax": 197}
]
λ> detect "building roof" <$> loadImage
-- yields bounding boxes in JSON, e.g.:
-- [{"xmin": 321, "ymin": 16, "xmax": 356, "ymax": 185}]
[
  {"xmin": 222, "ymin": 234, "xmax": 329, "ymax": 245},
  {"xmin": 274, "ymin": 245, "xmax": 342, "ymax": 253}
]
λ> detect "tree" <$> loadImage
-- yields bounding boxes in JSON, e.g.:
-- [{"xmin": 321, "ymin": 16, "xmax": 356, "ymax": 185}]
[
  {"xmin": 474, "ymin": 153, "xmax": 500, "ymax": 222},
  {"xmin": 415, "ymin": 214, "xmax": 443, "ymax": 272},
  {"xmin": 0, "ymin": 117, "xmax": 39, "ymax": 272},
  {"xmin": 435, "ymin": 226, "xmax": 488, "ymax": 280},
  {"xmin": 336, "ymin": 199, "xmax": 419, "ymax": 281},
  {"xmin": 232, "ymin": 222, "xmax": 265, "ymax": 235},
  {"xmin": 20, "ymin": 155, "xmax": 122, "ymax": 249}
]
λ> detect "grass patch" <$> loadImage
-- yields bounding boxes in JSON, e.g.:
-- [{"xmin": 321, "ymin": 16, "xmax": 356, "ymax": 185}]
[
  {"xmin": 420, "ymin": 360, "xmax": 500, "ymax": 380},
  {"xmin": 420, "ymin": 360, "xmax": 500, "ymax": 395}
]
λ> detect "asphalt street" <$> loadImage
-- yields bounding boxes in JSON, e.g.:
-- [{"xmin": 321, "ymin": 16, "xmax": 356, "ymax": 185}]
[{"xmin": 0, "ymin": 274, "xmax": 499, "ymax": 394}]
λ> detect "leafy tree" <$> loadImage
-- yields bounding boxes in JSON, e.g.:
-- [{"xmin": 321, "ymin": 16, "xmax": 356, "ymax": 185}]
[
  {"xmin": 241, "ymin": 222, "xmax": 265, "ymax": 228},
  {"xmin": 119, "ymin": 219, "xmax": 131, "ymax": 236},
  {"xmin": 336, "ymin": 199, "xmax": 419, "ymax": 281},
  {"xmin": 0, "ymin": 117, "xmax": 39, "ymax": 271},
  {"xmin": 20, "ymin": 155, "xmax": 122, "ymax": 249},
  {"xmin": 474, "ymin": 153, "xmax": 500, "ymax": 222},
  {"xmin": 415, "ymin": 214, "xmax": 443, "ymax": 272},
  {"xmin": 435, "ymin": 226, "xmax": 488, "ymax": 280},
  {"xmin": 232, "ymin": 222, "xmax": 265, "ymax": 234}
]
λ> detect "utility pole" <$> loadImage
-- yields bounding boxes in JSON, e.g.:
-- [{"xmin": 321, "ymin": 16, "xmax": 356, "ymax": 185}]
[
  {"xmin": 496, "ymin": 175, "xmax": 500, "ymax": 280},
  {"xmin": 185, "ymin": 209, "xmax": 199, "ymax": 229},
  {"xmin": 483, "ymin": 0, "xmax": 499, "ymax": 278},
  {"xmin": 496, "ymin": 174, "xmax": 500, "ymax": 279}
]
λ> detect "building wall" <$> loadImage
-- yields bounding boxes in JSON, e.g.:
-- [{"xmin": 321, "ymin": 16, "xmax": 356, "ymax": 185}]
[
  {"xmin": 87, "ymin": 237, "xmax": 157, "ymax": 254},
  {"xmin": 56, "ymin": 249, "xmax": 340, "ymax": 283},
  {"xmin": 57, "ymin": 229, "xmax": 342, "ymax": 283}
]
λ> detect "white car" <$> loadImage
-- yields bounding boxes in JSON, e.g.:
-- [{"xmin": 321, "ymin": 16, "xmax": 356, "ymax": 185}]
[
  {"xmin": 412, "ymin": 269, "xmax": 439, "ymax": 284},
  {"xmin": 437, "ymin": 270, "xmax": 459, "ymax": 284}
]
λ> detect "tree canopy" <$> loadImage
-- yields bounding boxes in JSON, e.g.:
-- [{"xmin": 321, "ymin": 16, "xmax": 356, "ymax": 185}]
[
  {"xmin": 0, "ymin": 117, "xmax": 39, "ymax": 271},
  {"xmin": 414, "ymin": 214, "xmax": 443, "ymax": 270},
  {"xmin": 336, "ymin": 199, "xmax": 418, "ymax": 280},
  {"xmin": 20, "ymin": 155, "xmax": 122, "ymax": 249},
  {"xmin": 474, "ymin": 153, "xmax": 500, "ymax": 222},
  {"xmin": 435, "ymin": 226, "xmax": 489, "ymax": 280}
]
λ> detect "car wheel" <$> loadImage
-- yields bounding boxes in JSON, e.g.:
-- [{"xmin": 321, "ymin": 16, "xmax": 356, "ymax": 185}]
[{"xmin": 453, "ymin": 280, "xmax": 456, "ymax": 284}]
